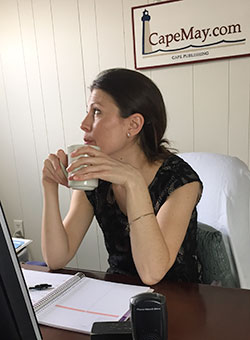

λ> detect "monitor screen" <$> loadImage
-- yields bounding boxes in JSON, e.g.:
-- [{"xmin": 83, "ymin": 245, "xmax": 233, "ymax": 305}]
[{"xmin": 0, "ymin": 201, "xmax": 42, "ymax": 339}]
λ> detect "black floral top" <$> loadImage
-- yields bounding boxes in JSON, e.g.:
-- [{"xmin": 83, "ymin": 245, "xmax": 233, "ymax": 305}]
[{"xmin": 86, "ymin": 154, "xmax": 202, "ymax": 283}]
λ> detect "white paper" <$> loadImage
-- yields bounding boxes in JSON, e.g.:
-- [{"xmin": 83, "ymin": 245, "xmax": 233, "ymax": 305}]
[
  {"xmin": 22, "ymin": 268, "xmax": 74, "ymax": 305},
  {"xmin": 36, "ymin": 276, "xmax": 150, "ymax": 333},
  {"xmin": 22, "ymin": 268, "xmax": 151, "ymax": 334}
]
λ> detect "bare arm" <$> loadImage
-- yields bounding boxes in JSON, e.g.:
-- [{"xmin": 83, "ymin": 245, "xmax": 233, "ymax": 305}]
[
  {"xmin": 68, "ymin": 146, "xmax": 201, "ymax": 285},
  {"xmin": 127, "ymin": 179, "xmax": 201, "ymax": 285},
  {"xmin": 41, "ymin": 151, "xmax": 94, "ymax": 269}
]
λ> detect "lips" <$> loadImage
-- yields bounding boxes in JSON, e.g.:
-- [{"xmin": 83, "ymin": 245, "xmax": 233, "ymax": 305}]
[{"xmin": 83, "ymin": 138, "xmax": 96, "ymax": 145}]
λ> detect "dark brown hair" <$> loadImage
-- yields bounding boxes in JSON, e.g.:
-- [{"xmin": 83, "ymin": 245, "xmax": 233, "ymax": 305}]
[{"xmin": 90, "ymin": 68, "xmax": 172, "ymax": 162}]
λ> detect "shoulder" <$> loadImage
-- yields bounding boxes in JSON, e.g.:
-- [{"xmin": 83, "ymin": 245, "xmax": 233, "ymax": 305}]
[
  {"xmin": 150, "ymin": 154, "xmax": 203, "ymax": 207},
  {"xmin": 157, "ymin": 154, "xmax": 201, "ymax": 184},
  {"xmin": 160, "ymin": 153, "xmax": 201, "ymax": 183}
]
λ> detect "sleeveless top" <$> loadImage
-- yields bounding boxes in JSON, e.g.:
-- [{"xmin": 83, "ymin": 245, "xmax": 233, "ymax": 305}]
[{"xmin": 86, "ymin": 154, "xmax": 202, "ymax": 283}]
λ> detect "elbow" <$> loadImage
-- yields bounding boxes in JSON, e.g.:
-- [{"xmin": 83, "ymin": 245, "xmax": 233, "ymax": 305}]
[
  {"xmin": 140, "ymin": 273, "xmax": 165, "ymax": 286},
  {"xmin": 42, "ymin": 246, "xmax": 70, "ymax": 270},
  {"xmin": 46, "ymin": 262, "xmax": 63, "ymax": 271},
  {"xmin": 139, "ymin": 267, "xmax": 168, "ymax": 286},
  {"xmin": 138, "ymin": 261, "xmax": 173, "ymax": 286},
  {"xmin": 141, "ymin": 277, "xmax": 161, "ymax": 286},
  {"xmin": 42, "ymin": 254, "xmax": 68, "ymax": 271},
  {"xmin": 44, "ymin": 258, "xmax": 62, "ymax": 270}
]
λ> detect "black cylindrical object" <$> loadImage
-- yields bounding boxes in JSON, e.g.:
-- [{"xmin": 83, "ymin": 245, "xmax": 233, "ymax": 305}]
[{"xmin": 130, "ymin": 292, "xmax": 167, "ymax": 340}]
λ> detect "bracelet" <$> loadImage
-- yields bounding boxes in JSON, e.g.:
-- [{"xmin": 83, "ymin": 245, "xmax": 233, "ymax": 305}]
[{"xmin": 126, "ymin": 212, "xmax": 154, "ymax": 232}]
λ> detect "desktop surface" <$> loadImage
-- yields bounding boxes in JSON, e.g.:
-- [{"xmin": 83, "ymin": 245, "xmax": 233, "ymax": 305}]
[{"xmin": 23, "ymin": 264, "xmax": 250, "ymax": 340}]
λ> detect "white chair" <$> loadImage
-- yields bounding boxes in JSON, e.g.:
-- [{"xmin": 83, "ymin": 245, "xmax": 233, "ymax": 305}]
[{"xmin": 179, "ymin": 152, "xmax": 250, "ymax": 289}]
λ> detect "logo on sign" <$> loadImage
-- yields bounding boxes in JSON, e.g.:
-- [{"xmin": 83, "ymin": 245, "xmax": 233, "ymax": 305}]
[{"xmin": 141, "ymin": 9, "xmax": 245, "ymax": 56}]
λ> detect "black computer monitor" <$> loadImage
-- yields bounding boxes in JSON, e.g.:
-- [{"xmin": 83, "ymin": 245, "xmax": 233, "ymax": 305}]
[{"xmin": 0, "ymin": 201, "xmax": 42, "ymax": 339}]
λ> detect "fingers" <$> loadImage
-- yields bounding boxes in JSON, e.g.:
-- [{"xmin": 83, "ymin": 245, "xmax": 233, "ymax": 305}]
[
  {"xmin": 67, "ymin": 157, "xmax": 93, "ymax": 173},
  {"xmin": 43, "ymin": 152, "xmax": 68, "ymax": 186},
  {"xmin": 58, "ymin": 146, "xmax": 136, "ymax": 187},
  {"xmin": 68, "ymin": 157, "xmax": 127, "ymax": 185},
  {"xmin": 43, "ymin": 159, "xmax": 62, "ymax": 183},
  {"xmin": 71, "ymin": 145, "xmax": 100, "ymax": 158},
  {"xmin": 67, "ymin": 152, "xmax": 107, "ymax": 175},
  {"xmin": 68, "ymin": 163, "xmax": 112, "ymax": 181},
  {"xmin": 56, "ymin": 149, "xmax": 68, "ymax": 167},
  {"xmin": 67, "ymin": 146, "xmax": 103, "ymax": 174}
]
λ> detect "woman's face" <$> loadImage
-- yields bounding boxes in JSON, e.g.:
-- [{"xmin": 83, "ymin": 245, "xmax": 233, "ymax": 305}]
[{"xmin": 81, "ymin": 89, "xmax": 130, "ymax": 157}]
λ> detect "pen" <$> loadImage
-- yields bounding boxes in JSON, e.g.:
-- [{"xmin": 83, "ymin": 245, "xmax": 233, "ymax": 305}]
[{"xmin": 29, "ymin": 283, "xmax": 53, "ymax": 291}]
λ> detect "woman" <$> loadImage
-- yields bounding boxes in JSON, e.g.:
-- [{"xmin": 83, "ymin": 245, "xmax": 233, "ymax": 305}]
[{"xmin": 42, "ymin": 68, "xmax": 202, "ymax": 285}]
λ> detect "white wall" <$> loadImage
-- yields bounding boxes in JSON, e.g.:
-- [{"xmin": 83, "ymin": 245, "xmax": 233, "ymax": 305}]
[{"xmin": 0, "ymin": 0, "xmax": 250, "ymax": 270}]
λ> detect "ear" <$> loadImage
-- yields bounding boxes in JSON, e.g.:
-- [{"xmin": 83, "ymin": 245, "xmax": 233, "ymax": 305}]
[{"xmin": 127, "ymin": 113, "xmax": 144, "ymax": 137}]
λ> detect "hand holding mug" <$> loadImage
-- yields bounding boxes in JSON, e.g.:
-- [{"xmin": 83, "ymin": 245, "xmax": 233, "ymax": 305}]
[
  {"xmin": 42, "ymin": 149, "xmax": 68, "ymax": 187},
  {"xmin": 60, "ymin": 144, "xmax": 100, "ymax": 191}
]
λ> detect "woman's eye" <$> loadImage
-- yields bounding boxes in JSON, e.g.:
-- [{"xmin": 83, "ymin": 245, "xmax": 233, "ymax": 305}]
[{"xmin": 93, "ymin": 108, "xmax": 101, "ymax": 116}]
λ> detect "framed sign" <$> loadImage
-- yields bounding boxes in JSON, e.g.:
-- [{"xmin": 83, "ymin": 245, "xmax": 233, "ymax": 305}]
[{"xmin": 132, "ymin": 0, "xmax": 250, "ymax": 69}]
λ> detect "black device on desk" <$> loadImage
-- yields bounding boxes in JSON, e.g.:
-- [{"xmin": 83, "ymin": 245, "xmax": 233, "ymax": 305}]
[
  {"xmin": 91, "ymin": 292, "xmax": 167, "ymax": 340},
  {"xmin": 130, "ymin": 292, "xmax": 167, "ymax": 340},
  {"xmin": 0, "ymin": 201, "xmax": 42, "ymax": 339},
  {"xmin": 91, "ymin": 320, "xmax": 132, "ymax": 339}
]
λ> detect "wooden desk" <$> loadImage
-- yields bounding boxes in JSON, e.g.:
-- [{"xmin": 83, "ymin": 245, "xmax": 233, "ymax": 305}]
[{"xmin": 23, "ymin": 264, "xmax": 250, "ymax": 340}]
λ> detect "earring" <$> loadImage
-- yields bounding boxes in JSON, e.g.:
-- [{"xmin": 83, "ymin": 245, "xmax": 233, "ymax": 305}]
[{"xmin": 127, "ymin": 132, "xmax": 131, "ymax": 137}]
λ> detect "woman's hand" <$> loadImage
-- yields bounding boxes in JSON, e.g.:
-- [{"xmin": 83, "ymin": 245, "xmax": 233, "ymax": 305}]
[
  {"xmin": 67, "ymin": 145, "xmax": 144, "ymax": 189},
  {"xmin": 42, "ymin": 149, "xmax": 68, "ymax": 187}
]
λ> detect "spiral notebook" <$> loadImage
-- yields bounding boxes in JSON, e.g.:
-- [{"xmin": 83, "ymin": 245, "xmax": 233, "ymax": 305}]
[{"xmin": 23, "ymin": 269, "xmax": 151, "ymax": 334}]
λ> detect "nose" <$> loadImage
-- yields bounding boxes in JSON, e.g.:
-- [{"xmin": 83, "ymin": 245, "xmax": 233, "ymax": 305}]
[{"xmin": 80, "ymin": 113, "xmax": 93, "ymax": 132}]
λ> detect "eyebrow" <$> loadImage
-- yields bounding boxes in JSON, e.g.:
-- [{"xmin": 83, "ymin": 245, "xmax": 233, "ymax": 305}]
[{"xmin": 87, "ymin": 101, "xmax": 104, "ymax": 110}]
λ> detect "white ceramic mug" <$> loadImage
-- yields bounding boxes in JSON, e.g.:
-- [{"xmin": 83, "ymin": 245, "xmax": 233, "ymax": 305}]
[{"xmin": 60, "ymin": 144, "xmax": 100, "ymax": 191}]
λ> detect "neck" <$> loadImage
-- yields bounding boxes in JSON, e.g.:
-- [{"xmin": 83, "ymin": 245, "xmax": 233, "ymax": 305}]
[
  {"xmin": 111, "ymin": 143, "xmax": 162, "ymax": 186},
  {"xmin": 112, "ymin": 143, "xmax": 149, "ymax": 169}
]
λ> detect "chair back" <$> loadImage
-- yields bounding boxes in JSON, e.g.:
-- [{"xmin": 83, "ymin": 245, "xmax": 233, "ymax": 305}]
[{"xmin": 179, "ymin": 152, "xmax": 250, "ymax": 289}]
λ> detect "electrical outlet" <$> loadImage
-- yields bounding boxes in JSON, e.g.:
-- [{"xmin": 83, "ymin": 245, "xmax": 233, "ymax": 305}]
[{"xmin": 13, "ymin": 219, "xmax": 25, "ymax": 238}]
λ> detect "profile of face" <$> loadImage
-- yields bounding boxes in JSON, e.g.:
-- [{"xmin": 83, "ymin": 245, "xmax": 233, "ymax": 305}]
[
  {"xmin": 80, "ymin": 89, "xmax": 131, "ymax": 157},
  {"xmin": 84, "ymin": 68, "xmax": 170, "ymax": 162}
]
